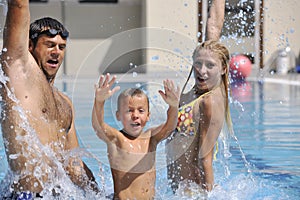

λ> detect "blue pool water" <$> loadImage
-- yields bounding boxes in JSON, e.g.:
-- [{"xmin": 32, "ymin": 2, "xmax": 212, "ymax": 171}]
[{"xmin": 1, "ymin": 75, "xmax": 300, "ymax": 199}]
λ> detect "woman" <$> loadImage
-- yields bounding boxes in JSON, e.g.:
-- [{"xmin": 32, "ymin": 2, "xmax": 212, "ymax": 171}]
[{"xmin": 166, "ymin": 40, "xmax": 233, "ymax": 194}]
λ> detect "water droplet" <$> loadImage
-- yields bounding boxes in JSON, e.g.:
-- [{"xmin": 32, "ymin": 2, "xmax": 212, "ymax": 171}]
[
  {"xmin": 173, "ymin": 48, "xmax": 183, "ymax": 55},
  {"xmin": 151, "ymin": 55, "xmax": 159, "ymax": 61},
  {"xmin": 9, "ymin": 154, "xmax": 19, "ymax": 159}
]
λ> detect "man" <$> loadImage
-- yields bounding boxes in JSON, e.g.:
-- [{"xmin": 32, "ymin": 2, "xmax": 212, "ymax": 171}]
[{"xmin": 0, "ymin": 0, "xmax": 99, "ymax": 198}]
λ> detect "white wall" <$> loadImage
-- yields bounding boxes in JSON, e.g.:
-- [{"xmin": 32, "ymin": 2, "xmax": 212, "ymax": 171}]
[
  {"xmin": 144, "ymin": 0, "xmax": 198, "ymax": 74},
  {"xmin": 28, "ymin": 1, "xmax": 144, "ymax": 78},
  {"xmin": 0, "ymin": 0, "xmax": 300, "ymax": 76},
  {"xmin": 263, "ymin": 0, "xmax": 300, "ymax": 67}
]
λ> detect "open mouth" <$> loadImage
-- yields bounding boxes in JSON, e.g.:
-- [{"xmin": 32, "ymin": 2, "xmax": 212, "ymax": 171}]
[
  {"xmin": 131, "ymin": 122, "xmax": 141, "ymax": 127},
  {"xmin": 47, "ymin": 59, "xmax": 59, "ymax": 67},
  {"xmin": 197, "ymin": 76, "xmax": 207, "ymax": 83}
]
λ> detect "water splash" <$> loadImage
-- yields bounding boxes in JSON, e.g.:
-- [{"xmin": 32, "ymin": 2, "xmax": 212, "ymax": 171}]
[
  {"xmin": 132, "ymin": 71, "xmax": 137, "ymax": 77},
  {"xmin": 0, "ymin": 0, "xmax": 7, "ymax": 16},
  {"xmin": 0, "ymin": 65, "xmax": 105, "ymax": 199}
]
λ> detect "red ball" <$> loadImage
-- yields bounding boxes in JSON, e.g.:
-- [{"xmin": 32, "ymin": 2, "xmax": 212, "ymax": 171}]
[
  {"xmin": 229, "ymin": 54, "xmax": 252, "ymax": 79},
  {"xmin": 231, "ymin": 81, "xmax": 252, "ymax": 102}
]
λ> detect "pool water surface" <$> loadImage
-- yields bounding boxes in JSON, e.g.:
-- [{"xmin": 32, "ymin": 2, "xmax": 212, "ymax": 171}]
[{"xmin": 0, "ymin": 76, "xmax": 300, "ymax": 199}]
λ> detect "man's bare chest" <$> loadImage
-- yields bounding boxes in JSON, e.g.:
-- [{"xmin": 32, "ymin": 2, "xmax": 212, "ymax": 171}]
[{"xmin": 40, "ymin": 91, "xmax": 72, "ymax": 130}]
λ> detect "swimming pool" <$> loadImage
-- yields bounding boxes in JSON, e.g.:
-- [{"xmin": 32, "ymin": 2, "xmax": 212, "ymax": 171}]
[{"xmin": 1, "ymin": 74, "xmax": 300, "ymax": 199}]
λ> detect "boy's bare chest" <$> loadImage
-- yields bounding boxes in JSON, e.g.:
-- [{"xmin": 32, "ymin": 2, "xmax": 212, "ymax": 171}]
[
  {"xmin": 109, "ymin": 139, "xmax": 156, "ymax": 173},
  {"xmin": 120, "ymin": 137, "xmax": 154, "ymax": 154}
]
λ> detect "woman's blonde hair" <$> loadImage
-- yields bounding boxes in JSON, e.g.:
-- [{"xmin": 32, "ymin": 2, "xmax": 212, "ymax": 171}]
[{"xmin": 183, "ymin": 40, "xmax": 233, "ymax": 133}]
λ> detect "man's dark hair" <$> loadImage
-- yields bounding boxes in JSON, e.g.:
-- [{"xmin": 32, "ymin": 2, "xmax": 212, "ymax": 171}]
[{"xmin": 29, "ymin": 17, "xmax": 69, "ymax": 47}]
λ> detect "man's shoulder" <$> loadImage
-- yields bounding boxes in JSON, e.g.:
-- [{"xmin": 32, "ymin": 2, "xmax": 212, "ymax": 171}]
[
  {"xmin": 55, "ymin": 90, "xmax": 74, "ymax": 110},
  {"xmin": 56, "ymin": 90, "xmax": 71, "ymax": 100},
  {"xmin": 1, "ymin": 52, "xmax": 41, "ymax": 78}
]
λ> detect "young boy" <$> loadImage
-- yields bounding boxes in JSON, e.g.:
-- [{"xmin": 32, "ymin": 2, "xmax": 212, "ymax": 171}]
[{"xmin": 92, "ymin": 73, "xmax": 180, "ymax": 199}]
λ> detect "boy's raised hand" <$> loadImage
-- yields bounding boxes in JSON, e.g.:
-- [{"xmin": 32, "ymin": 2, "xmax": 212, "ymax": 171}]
[
  {"xmin": 158, "ymin": 79, "xmax": 180, "ymax": 108},
  {"xmin": 95, "ymin": 73, "xmax": 120, "ymax": 103}
]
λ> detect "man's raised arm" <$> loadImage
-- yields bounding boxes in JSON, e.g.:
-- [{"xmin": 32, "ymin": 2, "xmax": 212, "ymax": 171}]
[
  {"xmin": 2, "ymin": 0, "xmax": 30, "ymax": 63},
  {"xmin": 205, "ymin": 0, "xmax": 225, "ymax": 41}
]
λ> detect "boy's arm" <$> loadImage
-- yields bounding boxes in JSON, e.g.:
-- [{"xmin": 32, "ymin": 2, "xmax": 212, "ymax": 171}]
[
  {"xmin": 152, "ymin": 80, "xmax": 180, "ymax": 142},
  {"xmin": 205, "ymin": 0, "xmax": 225, "ymax": 41},
  {"xmin": 92, "ymin": 99, "xmax": 113, "ymax": 142},
  {"xmin": 92, "ymin": 74, "xmax": 120, "ymax": 142},
  {"xmin": 151, "ymin": 105, "xmax": 178, "ymax": 143}
]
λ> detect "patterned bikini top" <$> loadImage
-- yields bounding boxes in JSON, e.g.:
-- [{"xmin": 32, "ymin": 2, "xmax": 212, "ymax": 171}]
[{"xmin": 176, "ymin": 90, "xmax": 213, "ymax": 137}]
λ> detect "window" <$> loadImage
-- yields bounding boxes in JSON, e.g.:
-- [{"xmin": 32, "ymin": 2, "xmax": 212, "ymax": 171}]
[
  {"xmin": 79, "ymin": 0, "xmax": 118, "ymax": 3},
  {"xmin": 29, "ymin": 0, "xmax": 48, "ymax": 2}
]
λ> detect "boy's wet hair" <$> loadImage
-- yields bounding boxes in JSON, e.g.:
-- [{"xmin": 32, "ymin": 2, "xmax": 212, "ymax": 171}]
[
  {"xmin": 117, "ymin": 88, "xmax": 149, "ymax": 111},
  {"xmin": 29, "ymin": 17, "xmax": 69, "ymax": 47}
]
